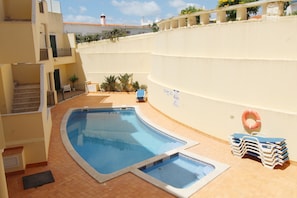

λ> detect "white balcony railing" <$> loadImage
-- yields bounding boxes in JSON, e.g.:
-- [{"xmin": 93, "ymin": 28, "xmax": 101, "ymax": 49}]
[{"xmin": 158, "ymin": 0, "xmax": 292, "ymax": 31}]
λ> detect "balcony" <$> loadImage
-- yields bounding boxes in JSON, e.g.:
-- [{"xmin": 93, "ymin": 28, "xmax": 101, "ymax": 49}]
[
  {"xmin": 53, "ymin": 48, "xmax": 76, "ymax": 65},
  {"xmin": 0, "ymin": 22, "xmax": 37, "ymax": 63},
  {"xmin": 3, "ymin": 0, "xmax": 32, "ymax": 22},
  {"xmin": 55, "ymin": 48, "xmax": 72, "ymax": 57},
  {"xmin": 40, "ymin": 49, "xmax": 49, "ymax": 61},
  {"xmin": 40, "ymin": 48, "xmax": 74, "ymax": 62}
]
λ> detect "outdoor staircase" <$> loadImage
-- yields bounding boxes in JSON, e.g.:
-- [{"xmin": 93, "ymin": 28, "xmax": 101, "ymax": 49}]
[{"xmin": 12, "ymin": 84, "xmax": 40, "ymax": 113}]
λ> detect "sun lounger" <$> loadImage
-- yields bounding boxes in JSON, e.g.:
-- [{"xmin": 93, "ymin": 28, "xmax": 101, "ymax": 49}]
[
  {"xmin": 136, "ymin": 89, "xmax": 146, "ymax": 102},
  {"xmin": 229, "ymin": 133, "xmax": 289, "ymax": 169}
]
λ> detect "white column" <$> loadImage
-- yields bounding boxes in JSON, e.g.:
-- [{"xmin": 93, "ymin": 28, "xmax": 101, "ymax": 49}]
[
  {"xmin": 0, "ymin": 149, "xmax": 9, "ymax": 198},
  {"xmin": 216, "ymin": 11, "xmax": 226, "ymax": 23},
  {"xmin": 236, "ymin": 7, "xmax": 247, "ymax": 21},
  {"xmin": 200, "ymin": 13, "xmax": 210, "ymax": 25}
]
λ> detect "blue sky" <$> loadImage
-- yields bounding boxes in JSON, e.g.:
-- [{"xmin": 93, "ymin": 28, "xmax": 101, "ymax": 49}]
[{"xmin": 60, "ymin": 0, "xmax": 218, "ymax": 25}]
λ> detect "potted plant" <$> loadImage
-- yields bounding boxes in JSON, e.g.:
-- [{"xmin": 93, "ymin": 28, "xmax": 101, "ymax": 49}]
[{"xmin": 69, "ymin": 74, "xmax": 79, "ymax": 91}]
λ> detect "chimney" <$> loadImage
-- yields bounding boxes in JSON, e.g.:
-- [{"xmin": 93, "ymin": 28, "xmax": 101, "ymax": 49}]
[{"xmin": 100, "ymin": 14, "xmax": 106, "ymax": 25}]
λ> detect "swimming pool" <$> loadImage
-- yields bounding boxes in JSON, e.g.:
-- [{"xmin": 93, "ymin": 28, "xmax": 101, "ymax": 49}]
[
  {"xmin": 61, "ymin": 106, "xmax": 229, "ymax": 197},
  {"xmin": 61, "ymin": 106, "xmax": 197, "ymax": 182},
  {"xmin": 66, "ymin": 107, "xmax": 187, "ymax": 173}
]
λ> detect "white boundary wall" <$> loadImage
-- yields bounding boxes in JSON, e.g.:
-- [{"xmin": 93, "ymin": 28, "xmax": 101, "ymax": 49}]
[
  {"xmin": 77, "ymin": 33, "xmax": 155, "ymax": 86},
  {"xmin": 77, "ymin": 16, "xmax": 297, "ymax": 161},
  {"xmin": 149, "ymin": 16, "xmax": 297, "ymax": 161}
]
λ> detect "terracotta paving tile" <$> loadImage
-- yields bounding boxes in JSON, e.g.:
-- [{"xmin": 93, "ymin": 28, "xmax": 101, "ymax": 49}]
[{"xmin": 6, "ymin": 93, "xmax": 297, "ymax": 198}]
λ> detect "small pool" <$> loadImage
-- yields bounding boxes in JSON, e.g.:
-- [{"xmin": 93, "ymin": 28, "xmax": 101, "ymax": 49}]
[
  {"xmin": 133, "ymin": 151, "xmax": 229, "ymax": 198},
  {"xmin": 139, "ymin": 153, "xmax": 215, "ymax": 188}
]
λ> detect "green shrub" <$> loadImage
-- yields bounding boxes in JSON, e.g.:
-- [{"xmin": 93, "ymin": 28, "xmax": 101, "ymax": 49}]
[
  {"xmin": 132, "ymin": 81, "xmax": 140, "ymax": 91},
  {"xmin": 140, "ymin": 84, "xmax": 147, "ymax": 91},
  {"xmin": 100, "ymin": 73, "xmax": 147, "ymax": 92},
  {"xmin": 100, "ymin": 75, "xmax": 118, "ymax": 91},
  {"xmin": 118, "ymin": 73, "xmax": 134, "ymax": 92}
]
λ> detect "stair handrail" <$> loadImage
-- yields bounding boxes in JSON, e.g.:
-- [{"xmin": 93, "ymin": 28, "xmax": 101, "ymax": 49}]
[{"xmin": 38, "ymin": 64, "xmax": 45, "ymax": 112}]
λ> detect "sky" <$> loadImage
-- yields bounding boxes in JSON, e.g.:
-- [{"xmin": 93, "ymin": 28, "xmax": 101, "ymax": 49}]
[{"xmin": 59, "ymin": 0, "xmax": 219, "ymax": 25}]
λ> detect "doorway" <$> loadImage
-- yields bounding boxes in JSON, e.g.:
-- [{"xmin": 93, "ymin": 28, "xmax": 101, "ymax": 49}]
[
  {"xmin": 54, "ymin": 69, "xmax": 61, "ymax": 90},
  {"xmin": 50, "ymin": 35, "xmax": 57, "ymax": 57}
]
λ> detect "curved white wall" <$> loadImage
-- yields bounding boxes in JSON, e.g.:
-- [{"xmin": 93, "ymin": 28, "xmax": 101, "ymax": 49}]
[
  {"xmin": 149, "ymin": 17, "xmax": 297, "ymax": 161},
  {"xmin": 76, "ymin": 16, "xmax": 297, "ymax": 161}
]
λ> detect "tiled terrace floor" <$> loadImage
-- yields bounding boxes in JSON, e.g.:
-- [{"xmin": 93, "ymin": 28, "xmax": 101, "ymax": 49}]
[
  {"xmin": 6, "ymin": 93, "xmax": 297, "ymax": 198},
  {"xmin": 57, "ymin": 90, "xmax": 85, "ymax": 102}
]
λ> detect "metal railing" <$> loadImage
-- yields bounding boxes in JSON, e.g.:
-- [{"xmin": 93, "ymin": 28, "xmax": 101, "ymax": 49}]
[
  {"xmin": 56, "ymin": 48, "xmax": 72, "ymax": 57},
  {"xmin": 40, "ymin": 48, "xmax": 49, "ymax": 61}
]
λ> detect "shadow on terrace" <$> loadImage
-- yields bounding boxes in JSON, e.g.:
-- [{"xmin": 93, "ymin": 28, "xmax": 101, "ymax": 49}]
[{"xmin": 57, "ymin": 90, "xmax": 85, "ymax": 103}]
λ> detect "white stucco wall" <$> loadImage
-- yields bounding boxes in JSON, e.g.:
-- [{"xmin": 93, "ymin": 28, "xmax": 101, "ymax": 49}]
[
  {"xmin": 76, "ymin": 16, "xmax": 297, "ymax": 162},
  {"xmin": 77, "ymin": 33, "xmax": 155, "ymax": 86},
  {"xmin": 149, "ymin": 16, "xmax": 297, "ymax": 161}
]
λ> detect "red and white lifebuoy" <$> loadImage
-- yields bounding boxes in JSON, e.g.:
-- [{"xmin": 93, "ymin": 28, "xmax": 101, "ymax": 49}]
[{"xmin": 242, "ymin": 110, "xmax": 261, "ymax": 130}]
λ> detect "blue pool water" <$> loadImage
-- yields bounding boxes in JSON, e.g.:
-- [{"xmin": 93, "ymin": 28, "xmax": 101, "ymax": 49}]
[
  {"xmin": 139, "ymin": 153, "xmax": 215, "ymax": 188},
  {"xmin": 66, "ymin": 107, "xmax": 185, "ymax": 174}
]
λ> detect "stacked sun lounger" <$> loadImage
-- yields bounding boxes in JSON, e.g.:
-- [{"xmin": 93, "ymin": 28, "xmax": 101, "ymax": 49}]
[{"xmin": 230, "ymin": 133, "xmax": 289, "ymax": 169}]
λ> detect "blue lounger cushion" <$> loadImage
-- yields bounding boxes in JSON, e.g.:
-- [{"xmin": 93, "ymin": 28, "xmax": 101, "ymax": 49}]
[
  {"xmin": 136, "ymin": 89, "xmax": 146, "ymax": 101},
  {"xmin": 231, "ymin": 133, "xmax": 285, "ymax": 144}
]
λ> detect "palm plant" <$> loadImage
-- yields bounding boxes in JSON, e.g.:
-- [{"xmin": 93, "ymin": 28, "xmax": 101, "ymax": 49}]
[
  {"xmin": 132, "ymin": 81, "xmax": 140, "ymax": 90},
  {"xmin": 100, "ymin": 75, "xmax": 118, "ymax": 91},
  {"xmin": 118, "ymin": 73, "xmax": 133, "ymax": 92},
  {"xmin": 69, "ymin": 74, "xmax": 79, "ymax": 90},
  {"xmin": 104, "ymin": 28, "xmax": 128, "ymax": 42}
]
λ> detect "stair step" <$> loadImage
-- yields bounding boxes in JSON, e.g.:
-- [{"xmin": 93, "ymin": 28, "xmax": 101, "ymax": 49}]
[
  {"xmin": 12, "ymin": 101, "xmax": 40, "ymax": 109},
  {"xmin": 14, "ymin": 84, "xmax": 40, "ymax": 93},
  {"xmin": 15, "ymin": 84, "xmax": 40, "ymax": 89},
  {"xmin": 14, "ymin": 92, "xmax": 40, "ymax": 98},
  {"xmin": 12, "ymin": 84, "xmax": 40, "ymax": 113},
  {"xmin": 12, "ymin": 106, "xmax": 39, "ymax": 113},
  {"xmin": 13, "ymin": 97, "xmax": 40, "ymax": 104},
  {"xmin": 13, "ymin": 93, "xmax": 40, "ymax": 101},
  {"xmin": 14, "ymin": 88, "xmax": 40, "ymax": 94}
]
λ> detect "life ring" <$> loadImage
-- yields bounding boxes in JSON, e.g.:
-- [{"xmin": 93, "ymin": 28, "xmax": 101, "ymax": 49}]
[{"xmin": 242, "ymin": 110, "xmax": 261, "ymax": 130}]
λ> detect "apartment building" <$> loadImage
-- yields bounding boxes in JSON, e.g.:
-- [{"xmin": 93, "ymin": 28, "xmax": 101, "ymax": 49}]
[
  {"xmin": 64, "ymin": 13, "xmax": 153, "ymax": 36},
  {"xmin": 0, "ymin": 0, "xmax": 76, "ymax": 196},
  {"xmin": 64, "ymin": 21, "xmax": 153, "ymax": 37}
]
